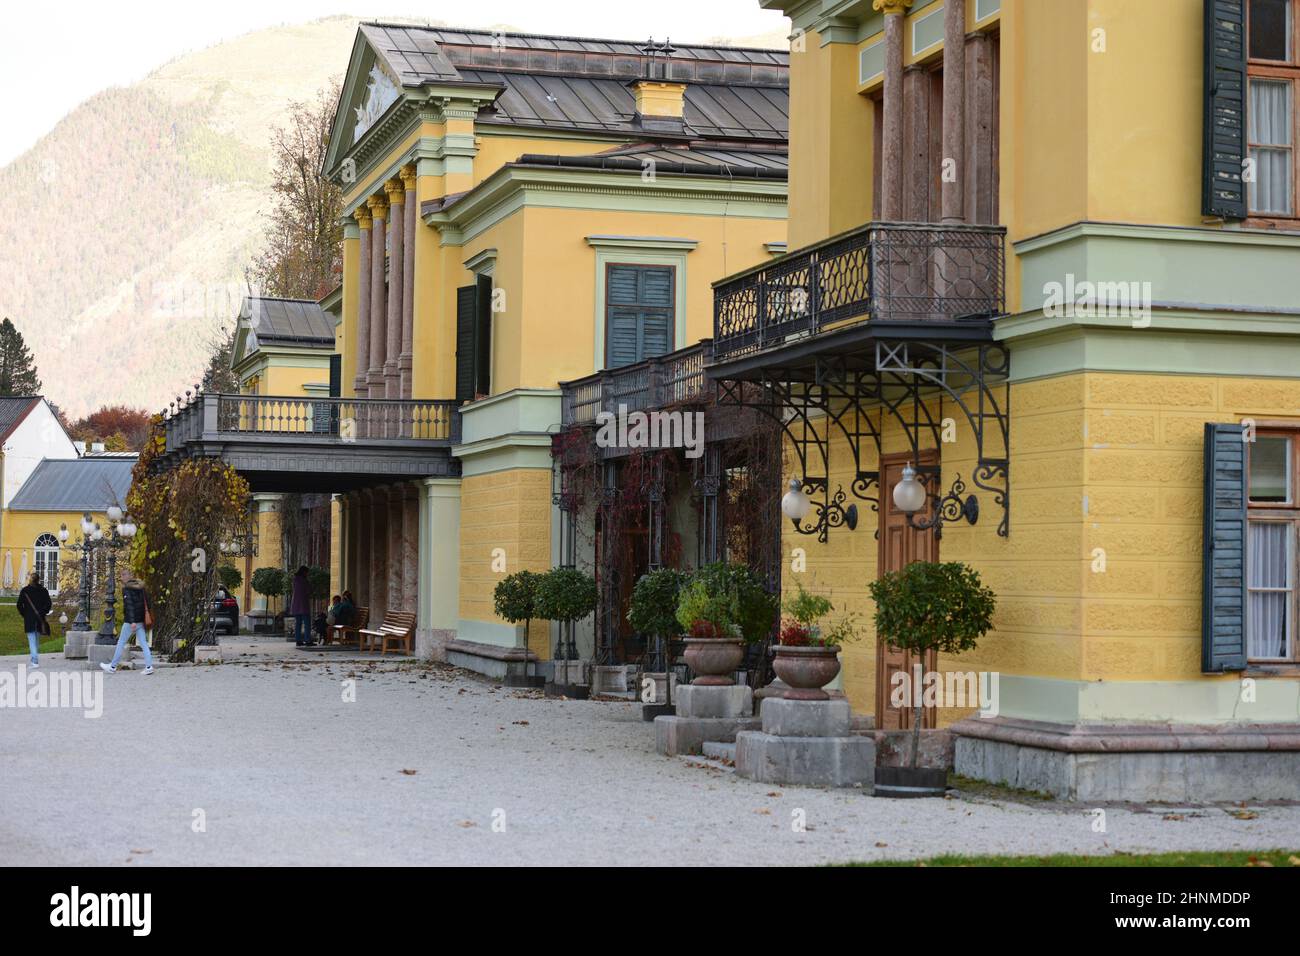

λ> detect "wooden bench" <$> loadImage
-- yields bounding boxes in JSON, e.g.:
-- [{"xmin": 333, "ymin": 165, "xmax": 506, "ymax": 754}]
[
  {"xmin": 359, "ymin": 610, "xmax": 417, "ymax": 656},
  {"xmin": 327, "ymin": 606, "xmax": 368, "ymax": 646}
]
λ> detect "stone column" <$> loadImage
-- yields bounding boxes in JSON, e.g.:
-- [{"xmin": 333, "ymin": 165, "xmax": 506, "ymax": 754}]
[
  {"xmin": 400, "ymin": 164, "xmax": 417, "ymax": 399},
  {"xmin": 941, "ymin": 0, "xmax": 966, "ymax": 223},
  {"xmin": 383, "ymin": 179, "xmax": 405, "ymax": 399},
  {"xmin": 252, "ymin": 494, "xmax": 283, "ymax": 619},
  {"xmin": 418, "ymin": 478, "xmax": 462, "ymax": 660},
  {"xmin": 388, "ymin": 485, "xmax": 405, "ymax": 610},
  {"xmin": 369, "ymin": 487, "xmax": 388, "ymax": 621},
  {"xmin": 403, "ymin": 485, "xmax": 419, "ymax": 615},
  {"xmin": 366, "ymin": 194, "xmax": 388, "ymax": 396},
  {"xmin": 356, "ymin": 491, "xmax": 372, "ymax": 607},
  {"xmin": 874, "ymin": 0, "xmax": 911, "ymax": 221},
  {"xmin": 353, "ymin": 207, "xmax": 372, "ymax": 397}
]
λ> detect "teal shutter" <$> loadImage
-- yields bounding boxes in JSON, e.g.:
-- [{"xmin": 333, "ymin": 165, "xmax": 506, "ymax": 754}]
[
  {"xmin": 455, "ymin": 285, "xmax": 477, "ymax": 402},
  {"xmin": 1202, "ymin": 422, "xmax": 1249, "ymax": 672},
  {"xmin": 605, "ymin": 265, "xmax": 675, "ymax": 368},
  {"xmin": 1202, "ymin": 0, "xmax": 1248, "ymax": 220}
]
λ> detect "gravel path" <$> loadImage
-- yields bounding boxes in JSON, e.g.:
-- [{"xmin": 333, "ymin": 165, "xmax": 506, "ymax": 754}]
[{"xmin": 3, "ymin": 645, "xmax": 1298, "ymax": 866}]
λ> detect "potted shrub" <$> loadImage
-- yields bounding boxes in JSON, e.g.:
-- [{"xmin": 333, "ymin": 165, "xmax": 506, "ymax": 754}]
[
  {"xmin": 867, "ymin": 561, "xmax": 996, "ymax": 798},
  {"xmin": 674, "ymin": 562, "xmax": 777, "ymax": 686},
  {"xmin": 216, "ymin": 564, "xmax": 242, "ymax": 594},
  {"xmin": 628, "ymin": 567, "xmax": 688, "ymax": 708},
  {"xmin": 774, "ymin": 583, "xmax": 858, "ymax": 700},
  {"xmin": 494, "ymin": 570, "xmax": 544, "ymax": 687},
  {"xmin": 534, "ymin": 567, "xmax": 598, "ymax": 694},
  {"xmin": 251, "ymin": 566, "xmax": 287, "ymax": 630}
]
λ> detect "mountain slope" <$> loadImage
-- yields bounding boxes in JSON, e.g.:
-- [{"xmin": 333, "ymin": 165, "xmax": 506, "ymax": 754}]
[{"xmin": 0, "ymin": 16, "xmax": 361, "ymax": 417}]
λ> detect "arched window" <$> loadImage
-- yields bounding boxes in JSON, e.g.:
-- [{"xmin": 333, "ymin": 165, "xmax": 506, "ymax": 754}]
[{"xmin": 34, "ymin": 534, "xmax": 59, "ymax": 593}]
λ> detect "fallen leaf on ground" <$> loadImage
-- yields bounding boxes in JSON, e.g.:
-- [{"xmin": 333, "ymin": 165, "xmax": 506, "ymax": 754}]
[{"xmin": 399, "ymin": 769, "xmax": 418, "ymax": 775}]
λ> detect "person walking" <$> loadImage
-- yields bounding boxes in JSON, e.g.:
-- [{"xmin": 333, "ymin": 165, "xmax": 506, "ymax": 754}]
[
  {"xmin": 100, "ymin": 574, "xmax": 154, "ymax": 675},
  {"xmin": 17, "ymin": 571, "xmax": 52, "ymax": 668},
  {"xmin": 290, "ymin": 566, "xmax": 313, "ymax": 646}
]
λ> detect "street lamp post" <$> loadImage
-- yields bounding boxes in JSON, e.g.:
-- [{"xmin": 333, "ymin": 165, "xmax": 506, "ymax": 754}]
[{"xmin": 93, "ymin": 507, "xmax": 137, "ymax": 645}]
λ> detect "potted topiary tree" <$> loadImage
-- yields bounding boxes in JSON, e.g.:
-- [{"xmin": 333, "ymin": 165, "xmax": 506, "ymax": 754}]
[
  {"xmin": 674, "ymin": 562, "xmax": 777, "ymax": 686},
  {"xmin": 868, "ymin": 561, "xmax": 996, "ymax": 798},
  {"xmin": 628, "ymin": 567, "xmax": 689, "ymax": 711},
  {"xmin": 534, "ymin": 567, "xmax": 598, "ymax": 698},
  {"xmin": 494, "ymin": 570, "xmax": 545, "ymax": 688},
  {"xmin": 250, "ymin": 566, "xmax": 287, "ymax": 632},
  {"xmin": 217, "ymin": 565, "xmax": 243, "ymax": 594},
  {"xmin": 774, "ymin": 583, "xmax": 859, "ymax": 700}
]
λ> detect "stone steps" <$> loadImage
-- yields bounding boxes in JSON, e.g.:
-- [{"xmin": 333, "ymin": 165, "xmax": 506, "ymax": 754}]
[{"xmin": 702, "ymin": 741, "xmax": 736, "ymax": 762}]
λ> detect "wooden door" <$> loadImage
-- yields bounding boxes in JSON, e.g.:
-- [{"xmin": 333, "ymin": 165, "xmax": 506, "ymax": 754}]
[{"xmin": 876, "ymin": 452, "xmax": 938, "ymax": 730}]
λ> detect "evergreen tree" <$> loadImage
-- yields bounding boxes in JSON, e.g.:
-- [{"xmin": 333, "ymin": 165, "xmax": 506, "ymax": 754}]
[
  {"xmin": 201, "ymin": 324, "xmax": 239, "ymax": 393},
  {"xmin": 0, "ymin": 318, "xmax": 42, "ymax": 395}
]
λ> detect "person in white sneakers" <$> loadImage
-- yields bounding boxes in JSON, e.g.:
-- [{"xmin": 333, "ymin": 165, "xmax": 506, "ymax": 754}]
[
  {"xmin": 100, "ymin": 575, "xmax": 154, "ymax": 676},
  {"xmin": 17, "ymin": 571, "xmax": 52, "ymax": 668}
]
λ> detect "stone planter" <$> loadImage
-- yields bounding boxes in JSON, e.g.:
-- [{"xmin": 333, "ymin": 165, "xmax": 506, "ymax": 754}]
[
  {"xmin": 682, "ymin": 637, "xmax": 744, "ymax": 686},
  {"xmin": 772, "ymin": 644, "xmax": 841, "ymax": 700}
]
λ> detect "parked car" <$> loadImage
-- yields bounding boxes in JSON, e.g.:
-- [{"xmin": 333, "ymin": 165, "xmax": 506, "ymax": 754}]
[{"xmin": 212, "ymin": 587, "xmax": 239, "ymax": 634}]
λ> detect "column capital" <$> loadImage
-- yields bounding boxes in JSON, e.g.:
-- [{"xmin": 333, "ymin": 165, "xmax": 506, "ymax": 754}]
[
  {"xmin": 384, "ymin": 178, "xmax": 406, "ymax": 206},
  {"xmin": 399, "ymin": 164, "xmax": 417, "ymax": 191},
  {"xmin": 354, "ymin": 206, "xmax": 372, "ymax": 229},
  {"xmin": 872, "ymin": 0, "xmax": 912, "ymax": 14},
  {"xmin": 367, "ymin": 194, "xmax": 389, "ymax": 218}
]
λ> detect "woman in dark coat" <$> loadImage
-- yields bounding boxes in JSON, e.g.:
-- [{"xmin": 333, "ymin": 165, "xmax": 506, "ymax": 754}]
[
  {"xmin": 290, "ymin": 566, "xmax": 313, "ymax": 646},
  {"xmin": 17, "ymin": 572, "xmax": 52, "ymax": 667},
  {"xmin": 100, "ymin": 574, "xmax": 154, "ymax": 675}
]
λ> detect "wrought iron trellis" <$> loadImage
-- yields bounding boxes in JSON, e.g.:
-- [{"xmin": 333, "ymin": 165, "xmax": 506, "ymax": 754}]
[{"xmin": 713, "ymin": 339, "xmax": 1011, "ymax": 538}]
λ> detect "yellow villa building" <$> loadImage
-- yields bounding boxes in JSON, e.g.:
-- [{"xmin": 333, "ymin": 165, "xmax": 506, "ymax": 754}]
[{"xmin": 160, "ymin": 3, "xmax": 1300, "ymax": 800}]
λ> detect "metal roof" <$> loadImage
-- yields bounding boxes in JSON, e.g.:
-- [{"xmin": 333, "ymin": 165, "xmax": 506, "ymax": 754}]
[
  {"xmin": 0, "ymin": 396, "xmax": 40, "ymax": 443},
  {"xmin": 359, "ymin": 23, "xmax": 789, "ymax": 141},
  {"xmin": 513, "ymin": 144, "xmax": 789, "ymax": 177},
  {"xmin": 8, "ymin": 456, "xmax": 136, "ymax": 512},
  {"xmin": 240, "ymin": 298, "xmax": 335, "ymax": 347}
]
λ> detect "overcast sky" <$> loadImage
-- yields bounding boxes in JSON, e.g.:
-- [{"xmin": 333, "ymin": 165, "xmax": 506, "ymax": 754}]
[{"xmin": 0, "ymin": 0, "xmax": 787, "ymax": 167}]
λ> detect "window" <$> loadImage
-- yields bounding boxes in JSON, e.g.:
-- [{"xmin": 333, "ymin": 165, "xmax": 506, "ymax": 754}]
[
  {"xmin": 1247, "ymin": 0, "xmax": 1300, "ymax": 219},
  {"xmin": 604, "ymin": 264, "xmax": 674, "ymax": 368},
  {"xmin": 1246, "ymin": 429, "xmax": 1300, "ymax": 662},
  {"xmin": 34, "ymin": 533, "xmax": 59, "ymax": 594}
]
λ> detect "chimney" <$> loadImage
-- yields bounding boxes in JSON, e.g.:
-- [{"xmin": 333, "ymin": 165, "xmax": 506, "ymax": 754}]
[
  {"xmin": 633, "ymin": 79, "xmax": 687, "ymax": 121},
  {"xmin": 73, "ymin": 440, "xmax": 86, "ymax": 455},
  {"xmin": 91, "ymin": 442, "xmax": 106, "ymax": 454}
]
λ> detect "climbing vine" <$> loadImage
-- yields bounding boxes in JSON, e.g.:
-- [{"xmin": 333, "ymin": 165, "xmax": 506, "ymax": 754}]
[{"xmin": 127, "ymin": 415, "xmax": 251, "ymax": 661}]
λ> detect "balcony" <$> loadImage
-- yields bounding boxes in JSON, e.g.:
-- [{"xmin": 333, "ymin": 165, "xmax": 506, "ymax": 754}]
[
  {"xmin": 711, "ymin": 221, "xmax": 1006, "ymax": 366},
  {"xmin": 162, "ymin": 394, "xmax": 462, "ymax": 492},
  {"xmin": 560, "ymin": 340, "xmax": 713, "ymax": 427}
]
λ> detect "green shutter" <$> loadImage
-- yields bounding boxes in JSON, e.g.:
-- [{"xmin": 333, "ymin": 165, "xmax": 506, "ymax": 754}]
[
  {"xmin": 455, "ymin": 284, "xmax": 477, "ymax": 403},
  {"xmin": 604, "ymin": 265, "xmax": 675, "ymax": 368},
  {"xmin": 1202, "ymin": 0, "xmax": 1248, "ymax": 220},
  {"xmin": 475, "ymin": 274, "xmax": 493, "ymax": 397},
  {"xmin": 1202, "ymin": 422, "xmax": 1249, "ymax": 672}
]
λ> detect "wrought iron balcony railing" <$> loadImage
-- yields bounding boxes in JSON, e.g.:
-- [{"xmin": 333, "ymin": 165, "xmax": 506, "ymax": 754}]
[
  {"xmin": 712, "ymin": 221, "xmax": 1006, "ymax": 364},
  {"xmin": 561, "ymin": 340, "xmax": 712, "ymax": 427},
  {"xmin": 164, "ymin": 393, "xmax": 461, "ymax": 453}
]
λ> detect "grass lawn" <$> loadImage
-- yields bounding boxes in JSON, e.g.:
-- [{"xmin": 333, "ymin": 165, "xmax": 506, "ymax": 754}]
[
  {"xmin": 0, "ymin": 599, "xmax": 73, "ymax": 657},
  {"xmin": 850, "ymin": 850, "xmax": 1300, "ymax": 867}
]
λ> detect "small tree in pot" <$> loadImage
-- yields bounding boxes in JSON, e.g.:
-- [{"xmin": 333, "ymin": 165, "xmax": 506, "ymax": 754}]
[
  {"xmin": 494, "ymin": 570, "xmax": 542, "ymax": 685},
  {"xmin": 868, "ymin": 561, "xmax": 995, "ymax": 796},
  {"xmin": 535, "ymin": 567, "xmax": 598, "ymax": 685},
  {"xmin": 628, "ymin": 567, "xmax": 688, "ymax": 706},
  {"xmin": 251, "ymin": 566, "xmax": 287, "ymax": 621}
]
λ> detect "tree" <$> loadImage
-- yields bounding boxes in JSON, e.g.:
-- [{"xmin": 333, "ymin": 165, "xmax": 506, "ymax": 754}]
[
  {"xmin": 248, "ymin": 83, "xmax": 344, "ymax": 301},
  {"xmin": 868, "ymin": 561, "xmax": 996, "ymax": 769},
  {"xmin": 201, "ymin": 324, "xmax": 239, "ymax": 394},
  {"xmin": 0, "ymin": 318, "xmax": 42, "ymax": 395},
  {"xmin": 69, "ymin": 405, "xmax": 151, "ymax": 451}
]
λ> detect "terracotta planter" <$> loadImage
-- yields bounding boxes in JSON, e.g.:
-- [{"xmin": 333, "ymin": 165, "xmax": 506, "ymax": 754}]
[
  {"xmin": 772, "ymin": 644, "xmax": 841, "ymax": 700},
  {"xmin": 682, "ymin": 637, "xmax": 745, "ymax": 686}
]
